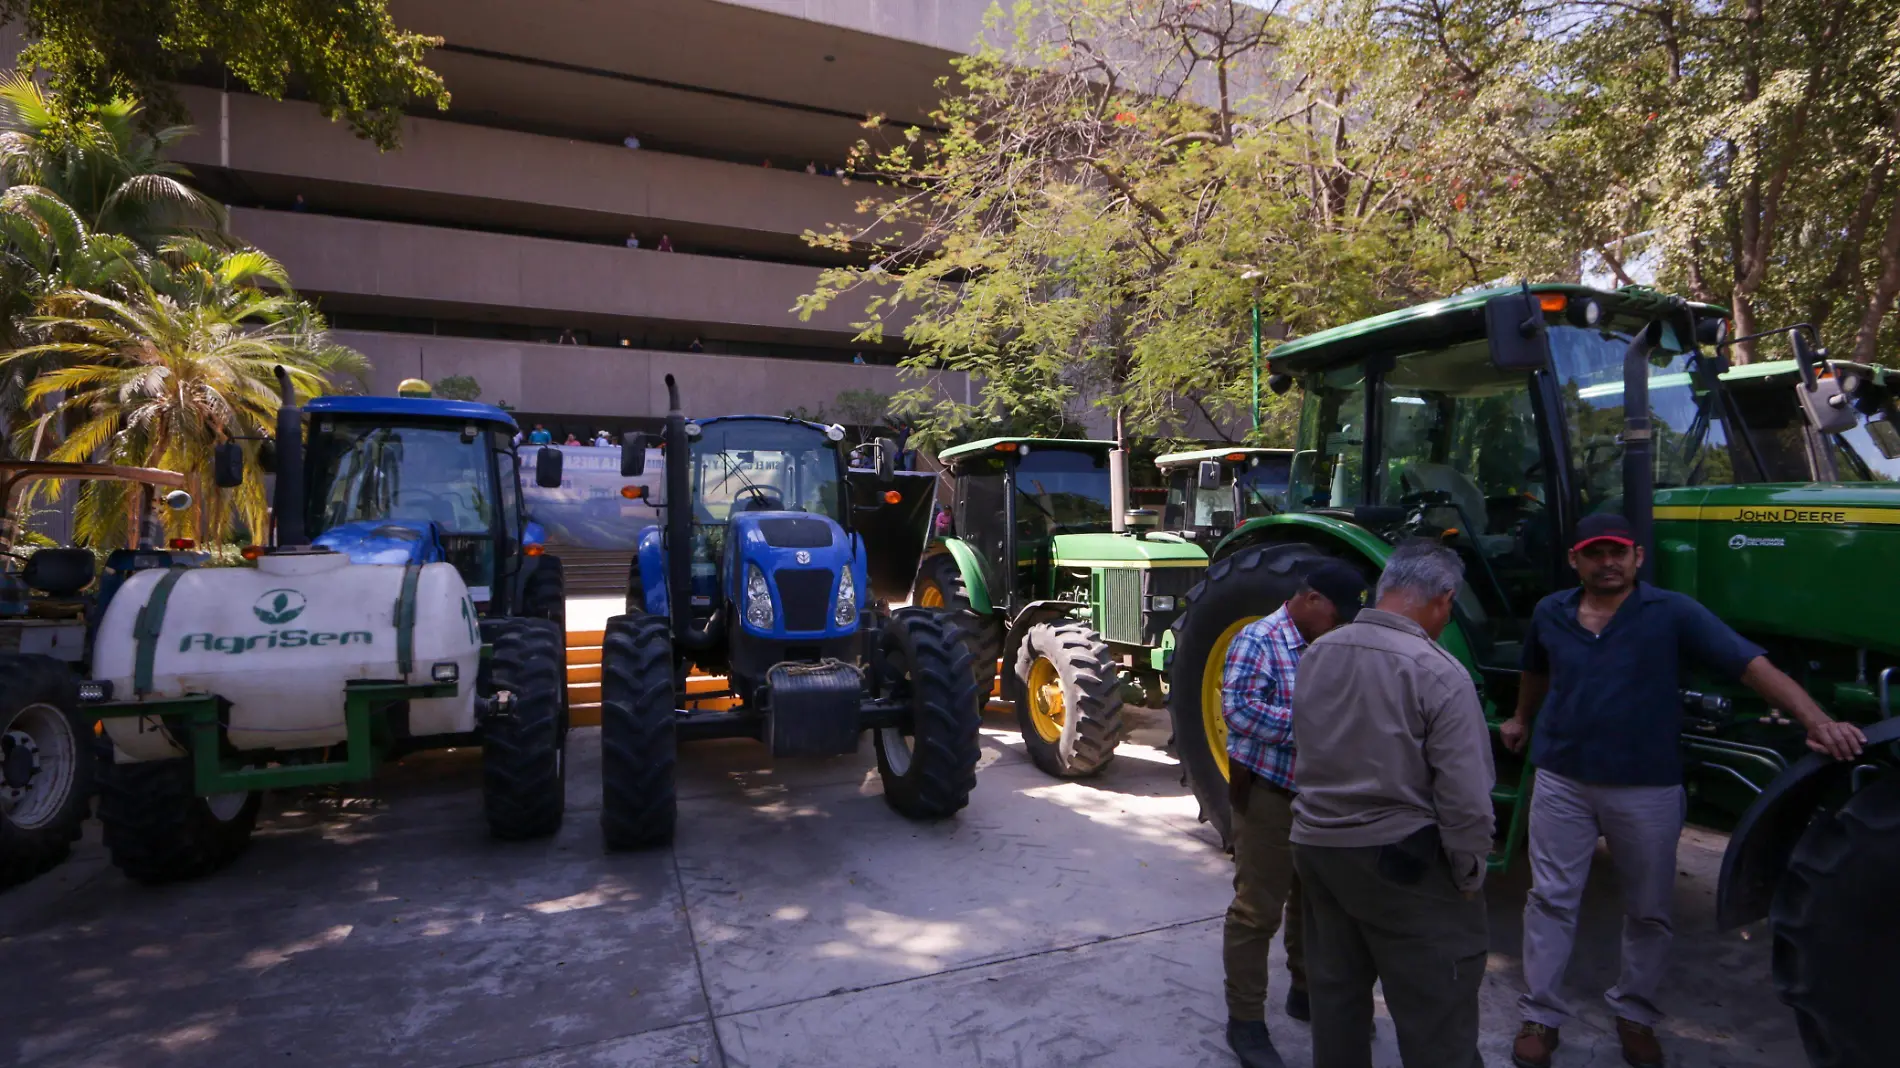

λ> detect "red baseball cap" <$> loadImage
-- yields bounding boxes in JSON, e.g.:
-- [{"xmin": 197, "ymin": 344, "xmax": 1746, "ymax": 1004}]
[{"xmin": 1572, "ymin": 512, "xmax": 1636, "ymax": 551}]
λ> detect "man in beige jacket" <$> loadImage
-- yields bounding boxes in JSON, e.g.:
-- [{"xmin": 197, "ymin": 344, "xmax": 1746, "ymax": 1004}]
[{"xmin": 1290, "ymin": 540, "xmax": 1495, "ymax": 1068}]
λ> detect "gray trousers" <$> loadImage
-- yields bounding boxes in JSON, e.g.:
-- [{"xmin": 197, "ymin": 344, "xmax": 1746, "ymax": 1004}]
[
  {"xmin": 1293, "ymin": 841, "xmax": 1489, "ymax": 1068},
  {"xmin": 1519, "ymin": 769, "xmax": 1686, "ymax": 1028}
]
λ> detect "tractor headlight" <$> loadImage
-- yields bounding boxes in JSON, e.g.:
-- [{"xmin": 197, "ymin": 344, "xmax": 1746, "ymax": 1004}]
[
  {"xmin": 834, "ymin": 568, "xmax": 858, "ymax": 627},
  {"xmin": 1148, "ymin": 595, "xmax": 1176, "ymax": 612},
  {"xmin": 744, "ymin": 565, "xmax": 775, "ymax": 629}
]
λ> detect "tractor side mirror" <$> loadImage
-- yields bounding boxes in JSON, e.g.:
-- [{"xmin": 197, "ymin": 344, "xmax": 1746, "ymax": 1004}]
[
  {"xmin": 213, "ymin": 442, "xmax": 245, "ymax": 488},
  {"xmin": 1485, "ymin": 289, "xmax": 1553, "ymax": 371},
  {"xmin": 535, "ymin": 446, "xmax": 564, "ymax": 488},
  {"xmin": 874, "ymin": 437, "xmax": 898, "ymax": 482},
  {"xmin": 1196, "ymin": 460, "xmax": 1222, "ymax": 491},
  {"xmin": 1798, "ymin": 371, "xmax": 1859, "ymax": 435},
  {"xmin": 163, "ymin": 489, "xmax": 193, "ymax": 511},
  {"xmin": 620, "ymin": 433, "xmax": 649, "ymax": 476},
  {"xmin": 257, "ymin": 438, "xmax": 277, "ymax": 475}
]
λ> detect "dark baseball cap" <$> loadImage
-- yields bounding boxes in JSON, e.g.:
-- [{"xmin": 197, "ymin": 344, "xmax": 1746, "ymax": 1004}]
[
  {"xmin": 1301, "ymin": 562, "xmax": 1369, "ymax": 622},
  {"xmin": 1572, "ymin": 512, "xmax": 1636, "ymax": 552}
]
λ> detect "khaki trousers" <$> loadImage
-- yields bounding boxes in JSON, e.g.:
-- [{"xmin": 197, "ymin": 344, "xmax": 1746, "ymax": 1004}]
[{"xmin": 1222, "ymin": 771, "xmax": 1305, "ymax": 1020}]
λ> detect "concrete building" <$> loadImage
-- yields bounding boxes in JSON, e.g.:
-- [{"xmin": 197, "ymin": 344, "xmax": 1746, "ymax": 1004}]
[{"xmin": 148, "ymin": 0, "xmax": 997, "ymax": 432}]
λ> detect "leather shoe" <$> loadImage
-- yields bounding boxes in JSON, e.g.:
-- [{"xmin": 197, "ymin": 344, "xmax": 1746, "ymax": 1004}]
[
  {"xmin": 1225, "ymin": 1019, "xmax": 1289, "ymax": 1068},
  {"xmin": 1284, "ymin": 986, "xmax": 1310, "ymax": 1022},
  {"xmin": 1615, "ymin": 1018, "xmax": 1664, "ymax": 1067},
  {"xmin": 1511, "ymin": 1021, "xmax": 1560, "ymax": 1068}
]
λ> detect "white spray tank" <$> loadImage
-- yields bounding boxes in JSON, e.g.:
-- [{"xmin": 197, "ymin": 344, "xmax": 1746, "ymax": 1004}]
[{"xmin": 92, "ymin": 549, "xmax": 481, "ymax": 760}]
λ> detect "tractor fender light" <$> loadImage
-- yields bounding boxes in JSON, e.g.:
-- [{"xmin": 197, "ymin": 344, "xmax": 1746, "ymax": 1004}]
[
  {"xmin": 431, "ymin": 662, "xmax": 460, "ymax": 684},
  {"xmin": 994, "ymin": 442, "xmax": 1018, "ymax": 452},
  {"xmin": 621, "ymin": 485, "xmax": 646, "ymax": 500},
  {"xmin": 1537, "ymin": 293, "xmax": 1567, "ymax": 313},
  {"xmin": 78, "ymin": 680, "xmax": 114, "ymax": 703},
  {"xmin": 241, "ymin": 545, "xmax": 266, "ymax": 561},
  {"xmin": 882, "ymin": 490, "xmax": 902, "ymax": 504},
  {"xmin": 167, "ymin": 538, "xmax": 195, "ymax": 550},
  {"xmin": 1224, "ymin": 453, "xmax": 1246, "ymax": 462},
  {"xmin": 524, "ymin": 543, "xmax": 545, "ymax": 556}
]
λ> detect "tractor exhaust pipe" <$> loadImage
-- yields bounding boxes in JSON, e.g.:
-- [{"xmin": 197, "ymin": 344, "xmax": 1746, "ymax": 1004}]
[
  {"xmin": 1109, "ymin": 407, "xmax": 1128, "ymax": 534},
  {"xmin": 662, "ymin": 374, "xmax": 717, "ymax": 650},
  {"xmin": 272, "ymin": 365, "xmax": 306, "ymax": 546},
  {"xmin": 1620, "ymin": 322, "xmax": 1662, "ymax": 581}
]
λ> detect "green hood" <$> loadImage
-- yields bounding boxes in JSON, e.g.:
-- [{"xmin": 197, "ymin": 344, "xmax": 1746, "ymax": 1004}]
[{"xmin": 1050, "ymin": 532, "xmax": 1209, "ymax": 567}]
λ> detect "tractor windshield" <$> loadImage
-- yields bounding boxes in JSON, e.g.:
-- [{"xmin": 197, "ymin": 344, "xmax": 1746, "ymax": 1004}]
[
  {"xmin": 307, "ymin": 418, "xmax": 500, "ymax": 590},
  {"xmin": 689, "ymin": 419, "xmax": 845, "ymax": 525},
  {"xmin": 1013, "ymin": 448, "xmax": 1114, "ymax": 536}
]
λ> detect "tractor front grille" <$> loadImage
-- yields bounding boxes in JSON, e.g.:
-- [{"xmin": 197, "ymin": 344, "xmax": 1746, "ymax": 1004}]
[
  {"xmin": 758, "ymin": 517, "xmax": 833, "ymax": 548},
  {"xmin": 773, "ymin": 568, "xmax": 835, "ymax": 632},
  {"xmin": 1101, "ymin": 568, "xmax": 1144, "ymax": 646}
]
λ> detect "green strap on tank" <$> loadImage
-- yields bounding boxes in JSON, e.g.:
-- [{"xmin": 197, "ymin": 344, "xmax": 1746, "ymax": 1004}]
[
  {"xmin": 395, "ymin": 563, "xmax": 422, "ymax": 677},
  {"xmin": 133, "ymin": 567, "xmax": 189, "ymax": 695}
]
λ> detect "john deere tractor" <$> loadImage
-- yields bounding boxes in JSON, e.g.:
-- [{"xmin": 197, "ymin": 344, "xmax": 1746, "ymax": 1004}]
[
  {"xmin": 1153, "ymin": 447, "xmax": 1295, "ymax": 543},
  {"xmin": 595, "ymin": 375, "xmax": 983, "ymax": 849},
  {"xmin": 74, "ymin": 370, "xmax": 574, "ymax": 882},
  {"xmin": 1164, "ymin": 283, "xmax": 1898, "ymax": 1067},
  {"xmin": 912, "ymin": 434, "xmax": 1207, "ymax": 778}
]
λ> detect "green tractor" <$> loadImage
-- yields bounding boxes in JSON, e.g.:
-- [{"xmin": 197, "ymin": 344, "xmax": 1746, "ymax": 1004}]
[
  {"xmin": 1152, "ymin": 447, "xmax": 1295, "ymax": 544},
  {"xmin": 912, "ymin": 435, "xmax": 1206, "ymax": 777},
  {"xmin": 1164, "ymin": 283, "xmax": 1899, "ymax": 1066}
]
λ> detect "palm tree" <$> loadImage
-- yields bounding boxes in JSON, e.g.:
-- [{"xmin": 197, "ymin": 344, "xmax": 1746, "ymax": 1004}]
[
  {"xmin": 2, "ymin": 245, "xmax": 366, "ymax": 546},
  {"xmin": 0, "ymin": 72, "xmax": 224, "ymax": 244}
]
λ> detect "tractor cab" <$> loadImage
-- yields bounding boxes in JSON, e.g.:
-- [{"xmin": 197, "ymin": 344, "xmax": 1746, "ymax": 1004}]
[
  {"xmin": 1719, "ymin": 358, "xmax": 1900, "ymax": 483},
  {"xmin": 935, "ymin": 437, "xmax": 1121, "ymax": 612},
  {"xmin": 1153, "ymin": 447, "xmax": 1294, "ymax": 542},
  {"xmin": 237, "ymin": 395, "xmax": 566, "ymax": 621}
]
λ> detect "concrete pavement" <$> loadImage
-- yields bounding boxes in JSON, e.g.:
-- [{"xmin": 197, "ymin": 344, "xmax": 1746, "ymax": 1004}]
[{"xmin": 1, "ymin": 707, "xmax": 1804, "ymax": 1067}]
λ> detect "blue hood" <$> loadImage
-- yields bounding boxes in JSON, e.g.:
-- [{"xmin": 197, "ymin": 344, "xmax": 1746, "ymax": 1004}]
[{"xmin": 312, "ymin": 520, "xmax": 444, "ymax": 566}]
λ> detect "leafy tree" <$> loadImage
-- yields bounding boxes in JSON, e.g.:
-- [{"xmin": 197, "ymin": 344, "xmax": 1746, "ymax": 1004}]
[
  {"xmin": 433, "ymin": 374, "xmax": 482, "ymax": 401},
  {"xmin": 798, "ymin": 0, "xmax": 1483, "ymax": 450},
  {"xmin": 0, "ymin": 0, "xmax": 448, "ymax": 149},
  {"xmin": 3, "ymin": 242, "xmax": 366, "ymax": 545}
]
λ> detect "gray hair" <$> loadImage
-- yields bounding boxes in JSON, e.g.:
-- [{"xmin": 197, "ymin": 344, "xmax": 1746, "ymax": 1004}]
[{"xmin": 1374, "ymin": 540, "xmax": 1465, "ymax": 605}]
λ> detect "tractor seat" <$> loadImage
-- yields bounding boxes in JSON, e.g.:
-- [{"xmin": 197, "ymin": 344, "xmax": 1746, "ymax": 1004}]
[
  {"xmin": 741, "ymin": 491, "xmax": 785, "ymax": 512},
  {"xmin": 23, "ymin": 548, "xmax": 95, "ymax": 597}
]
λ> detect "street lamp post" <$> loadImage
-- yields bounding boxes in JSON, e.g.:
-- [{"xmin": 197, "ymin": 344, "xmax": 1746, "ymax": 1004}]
[{"xmin": 1240, "ymin": 269, "xmax": 1263, "ymax": 433}]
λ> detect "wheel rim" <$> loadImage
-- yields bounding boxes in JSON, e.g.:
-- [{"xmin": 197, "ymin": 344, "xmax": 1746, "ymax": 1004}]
[
  {"xmin": 879, "ymin": 644, "xmax": 916, "ymax": 775},
  {"xmin": 0, "ymin": 702, "xmax": 78, "ymax": 830},
  {"xmin": 915, "ymin": 582, "xmax": 945, "ymax": 608},
  {"xmin": 1200, "ymin": 616, "xmax": 1261, "ymax": 783},
  {"xmin": 1026, "ymin": 655, "xmax": 1065, "ymax": 744},
  {"xmin": 205, "ymin": 791, "xmax": 249, "ymax": 822}
]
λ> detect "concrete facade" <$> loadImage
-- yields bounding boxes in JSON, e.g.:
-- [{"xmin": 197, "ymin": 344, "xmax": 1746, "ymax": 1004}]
[{"xmin": 148, "ymin": 1, "xmax": 996, "ymax": 423}]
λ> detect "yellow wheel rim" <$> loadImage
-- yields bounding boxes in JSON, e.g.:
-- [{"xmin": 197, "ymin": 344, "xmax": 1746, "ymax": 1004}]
[
  {"xmin": 916, "ymin": 581, "xmax": 945, "ymax": 608},
  {"xmin": 1200, "ymin": 616, "xmax": 1261, "ymax": 783},
  {"xmin": 1026, "ymin": 655, "xmax": 1065, "ymax": 744}
]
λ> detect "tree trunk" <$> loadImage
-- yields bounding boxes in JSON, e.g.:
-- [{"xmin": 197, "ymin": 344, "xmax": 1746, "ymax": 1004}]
[{"xmin": 1851, "ymin": 189, "xmax": 1900, "ymax": 363}]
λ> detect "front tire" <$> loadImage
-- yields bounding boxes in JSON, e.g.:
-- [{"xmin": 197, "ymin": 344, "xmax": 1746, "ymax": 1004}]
[
  {"xmin": 480, "ymin": 617, "xmax": 567, "ymax": 840},
  {"xmin": 1167, "ymin": 542, "xmax": 1331, "ymax": 848},
  {"xmin": 874, "ymin": 607, "xmax": 982, "ymax": 819},
  {"xmin": 600, "ymin": 612, "xmax": 677, "ymax": 849},
  {"xmin": 912, "ymin": 552, "xmax": 1002, "ymax": 700},
  {"xmin": 1771, "ymin": 773, "xmax": 1900, "ymax": 1068},
  {"xmin": 97, "ymin": 757, "xmax": 259, "ymax": 884},
  {"xmin": 0, "ymin": 654, "xmax": 90, "ymax": 888},
  {"xmin": 1009, "ymin": 621, "xmax": 1124, "ymax": 778}
]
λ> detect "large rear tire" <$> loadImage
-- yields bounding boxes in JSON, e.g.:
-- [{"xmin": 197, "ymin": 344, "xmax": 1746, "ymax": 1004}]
[
  {"xmin": 0, "ymin": 654, "xmax": 89, "ymax": 888},
  {"xmin": 600, "ymin": 612, "xmax": 677, "ymax": 849},
  {"xmin": 874, "ymin": 607, "xmax": 982, "ymax": 819},
  {"xmin": 97, "ymin": 757, "xmax": 259, "ymax": 884},
  {"xmin": 912, "ymin": 552, "xmax": 1002, "ymax": 700},
  {"xmin": 480, "ymin": 617, "xmax": 567, "ymax": 840},
  {"xmin": 1166, "ymin": 542, "xmax": 1332, "ymax": 849},
  {"xmin": 519, "ymin": 556, "xmax": 567, "ymax": 628},
  {"xmin": 1009, "ymin": 621, "xmax": 1124, "ymax": 778},
  {"xmin": 1771, "ymin": 773, "xmax": 1900, "ymax": 1068}
]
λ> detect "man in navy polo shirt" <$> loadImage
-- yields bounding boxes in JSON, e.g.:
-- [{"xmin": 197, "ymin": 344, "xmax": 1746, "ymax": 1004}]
[{"xmin": 1501, "ymin": 513, "xmax": 1864, "ymax": 1068}]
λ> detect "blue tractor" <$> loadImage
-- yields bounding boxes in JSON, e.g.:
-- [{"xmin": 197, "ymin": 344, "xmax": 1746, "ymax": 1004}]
[
  {"xmin": 598, "ymin": 375, "xmax": 983, "ymax": 847},
  {"xmin": 183, "ymin": 371, "xmax": 574, "ymax": 847}
]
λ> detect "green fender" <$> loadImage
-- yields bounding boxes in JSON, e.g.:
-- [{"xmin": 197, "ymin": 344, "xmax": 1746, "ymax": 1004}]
[
  {"xmin": 1209, "ymin": 514, "xmax": 1484, "ymax": 683},
  {"xmin": 932, "ymin": 537, "xmax": 994, "ymax": 616}
]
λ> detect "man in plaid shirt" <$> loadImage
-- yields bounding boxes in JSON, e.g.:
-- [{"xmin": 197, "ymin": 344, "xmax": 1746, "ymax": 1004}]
[{"xmin": 1222, "ymin": 562, "xmax": 1369, "ymax": 1068}]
